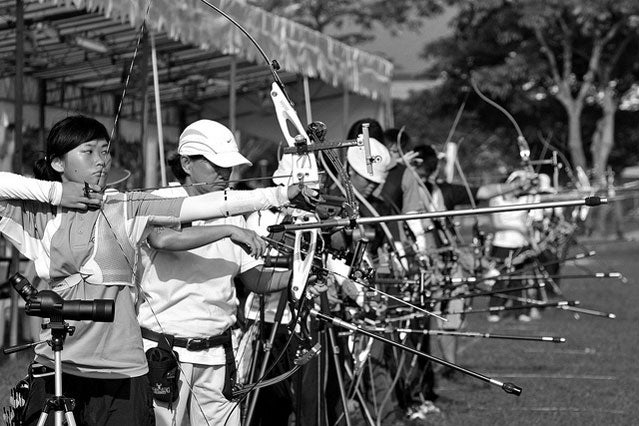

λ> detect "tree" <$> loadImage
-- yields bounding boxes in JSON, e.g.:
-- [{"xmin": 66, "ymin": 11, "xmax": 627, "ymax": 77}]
[
  {"xmin": 247, "ymin": 0, "xmax": 447, "ymax": 44},
  {"xmin": 517, "ymin": 0, "xmax": 639, "ymax": 182},
  {"xmin": 421, "ymin": 0, "xmax": 639, "ymax": 181},
  {"xmin": 588, "ymin": 24, "xmax": 639, "ymax": 182}
]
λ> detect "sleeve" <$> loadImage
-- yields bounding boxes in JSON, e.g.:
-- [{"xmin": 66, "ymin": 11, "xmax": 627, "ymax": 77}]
[
  {"xmin": 128, "ymin": 191, "xmax": 185, "ymax": 227},
  {"xmin": 104, "ymin": 191, "xmax": 185, "ymax": 248},
  {"xmin": 0, "ymin": 172, "xmax": 62, "ymax": 205},
  {"xmin": 179, "ymin": 186, "xmax": 290, "ymax": 223},
  {"xmin": 0, "ymin": 199, "xmax": 51, "ymax": 260}
]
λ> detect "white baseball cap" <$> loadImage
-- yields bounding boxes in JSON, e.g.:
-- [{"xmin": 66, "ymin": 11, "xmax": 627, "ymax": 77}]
[
  {"xmin": 347, "ymin": 137, "xmax": 391, "ymax": 184},
  {"xmin": 178, "ymin": 120, "xmax": 252, "ymax": 168}
]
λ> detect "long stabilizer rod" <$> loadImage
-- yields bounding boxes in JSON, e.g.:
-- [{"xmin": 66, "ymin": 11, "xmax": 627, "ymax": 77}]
[
  {"xmin": 310, "ymin": 309, "xmax": 522, "ymax": 396},
  {"xmin": 269, "ymin": 197, "xmax": 606, "ymax": 232}
]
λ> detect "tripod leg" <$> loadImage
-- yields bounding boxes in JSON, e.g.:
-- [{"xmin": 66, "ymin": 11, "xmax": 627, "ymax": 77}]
[
  {"xmin": 36, "ymin": 400, "xmax": 77, "ymax": 426},
  {"xmin": 36, "ymin": 411, "xmax": 48, "ymax": 426},
  {"xmin": 64, "ymin": 410, "xmax": 77, "ymax": 426}
]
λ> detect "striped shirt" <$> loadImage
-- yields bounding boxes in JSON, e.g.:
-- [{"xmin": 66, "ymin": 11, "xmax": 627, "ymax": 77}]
[{"xmin": 0, "ymin": 191, "xmax": 184, "ymax": 378}]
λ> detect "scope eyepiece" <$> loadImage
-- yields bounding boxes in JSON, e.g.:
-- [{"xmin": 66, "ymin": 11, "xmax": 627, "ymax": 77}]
[{"xmin": 9, "ymin": 273, "xmax": 38, "ymax": 302}]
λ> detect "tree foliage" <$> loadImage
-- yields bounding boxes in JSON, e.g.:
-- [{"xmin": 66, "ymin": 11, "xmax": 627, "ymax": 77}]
[
  {"xmin": 247, "ymin": 0, "xmax": 448, "ymax": 44},
  {"xmin": 400, "ymin": 0, "xmax": 639, "ymax": 184}
]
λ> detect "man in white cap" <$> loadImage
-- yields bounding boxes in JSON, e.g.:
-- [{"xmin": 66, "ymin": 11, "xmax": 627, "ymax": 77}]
[
  {"xmin": 316, "ymin": 118, "xmax": 404, "ymax": 425},
  {"xmin": 342, "ymin": 118, "xmax": 391, "ymax": 200},
  {"xmin": 346, "ymin": 137, "xmax": 391, "ymax": 197},
  {"xmin": 136, "ymin": 120, "xmax": 316, "ymax": 426}
]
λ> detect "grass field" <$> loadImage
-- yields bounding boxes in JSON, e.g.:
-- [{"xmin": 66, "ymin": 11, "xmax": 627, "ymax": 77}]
[
  {"xmin": 0, "ymin": 237, "xmax": 637, "ymax": 425},
  {"xmin": 427, "ymin": 237, "xmax": 639, "ymax": 426}
]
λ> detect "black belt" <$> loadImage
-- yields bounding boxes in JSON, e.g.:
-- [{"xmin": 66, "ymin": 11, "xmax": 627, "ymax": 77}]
[{"xmin": 141, "ymin": 327, "xmax": 231, "ymax": 352}]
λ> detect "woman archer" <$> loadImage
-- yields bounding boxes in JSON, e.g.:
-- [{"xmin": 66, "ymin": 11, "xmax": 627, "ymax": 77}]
[{"xmin": 0, "ymin": 115, "xmax": 306, "ymax": 425}]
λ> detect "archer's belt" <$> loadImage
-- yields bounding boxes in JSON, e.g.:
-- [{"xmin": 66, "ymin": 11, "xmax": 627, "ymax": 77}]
[
  {"xmin": 141, "ymin": 327, "xmax": 231, "ymax": 352},
  {"xmin": 141, "ymin": 327, "xmax": 237, "ymax": 400}
]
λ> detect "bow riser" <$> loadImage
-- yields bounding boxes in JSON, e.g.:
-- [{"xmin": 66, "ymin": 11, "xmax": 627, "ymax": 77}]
[
  {"xmin": 291, "ymin": 226, "xmax": 318, "ymax": 301},
  {"xmin": 270, "ymin": 82, "xmax": 319, "ymax": 188}
]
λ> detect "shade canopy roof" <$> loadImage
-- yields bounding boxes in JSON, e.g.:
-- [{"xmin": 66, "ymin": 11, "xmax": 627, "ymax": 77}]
[{"xmin": 0, "ymin": 0, "xmax": 393, "ymax": 127}]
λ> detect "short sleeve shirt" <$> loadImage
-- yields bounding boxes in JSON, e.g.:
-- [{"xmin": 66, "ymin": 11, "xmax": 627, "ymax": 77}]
[{"xmin": 137, "ymin": 186, "xmax": 262, "ymax": 365}]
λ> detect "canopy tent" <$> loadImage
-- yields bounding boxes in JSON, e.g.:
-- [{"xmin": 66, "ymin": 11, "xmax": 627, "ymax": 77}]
[
  {"xmin": 0, "ymin": 0, "xmax": 393, "ymax": 351},
  {"xmin": 0, "ymin": 0, "xmax": 393, "ymax": 156}
]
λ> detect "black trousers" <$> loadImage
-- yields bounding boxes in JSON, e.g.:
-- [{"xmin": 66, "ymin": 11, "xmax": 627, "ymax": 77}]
[
  {"xmin": 488, "ymin": 245, "xmax": 531, "ymax": 313},
  {"xmin": 22, "ymin": 371, "xmax": 155, "ymax": 426}
]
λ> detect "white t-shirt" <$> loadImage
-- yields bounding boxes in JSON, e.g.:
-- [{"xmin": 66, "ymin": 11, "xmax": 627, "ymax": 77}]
[
  {"xmin": 490, "ymin": 195, "xmax": 530, "ymax": 248},
  {"xmin": 137, "ymin": 186, "xmax": 262, "ymax": 365}
]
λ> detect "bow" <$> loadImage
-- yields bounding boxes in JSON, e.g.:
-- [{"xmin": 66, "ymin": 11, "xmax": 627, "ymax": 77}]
[
  {"xmin": 268, "ymin": 81, "xmax": 320, "ymax": 303},
  {"xmin": 193, "ymin": 1, "xmax": 372, "ymax": 417},
  {"xmin": 469, "ymin": 72, "xmax": 536, "ymax": 175}
]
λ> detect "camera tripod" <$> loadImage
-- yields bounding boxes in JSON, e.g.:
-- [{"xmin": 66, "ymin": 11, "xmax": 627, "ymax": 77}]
[
  {"xmin": 37, "ymin": 320, "xmax": 77, "ymax": 426},
  {"xmin": 3, "ymin": 319, "xmax": 77, "ymax": 426}
]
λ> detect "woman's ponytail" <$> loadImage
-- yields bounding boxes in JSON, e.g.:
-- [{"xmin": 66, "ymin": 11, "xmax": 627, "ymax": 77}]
[{"xmin": 33, "ymin": 157, "xmax": 61, "ymax": 182}]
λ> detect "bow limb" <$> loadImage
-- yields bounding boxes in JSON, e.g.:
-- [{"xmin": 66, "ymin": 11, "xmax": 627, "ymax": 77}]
[
  {"xmin": 469, "ymin": 73, "xmax": 535, "ymax": 174},
  {"xmin": 232, "ymin": 366, "xmax": 302, "ymax": 398},
  {"xmin": 194, "ymin": 3, "xmax": 322, "ymax": 412},
  {"xmin": 106, "ymin": 0, "xmax": 152, "ymax": 154},
  {"xmin": 432, "ymin": 91, "xmax": 478, "ymax": 212}
]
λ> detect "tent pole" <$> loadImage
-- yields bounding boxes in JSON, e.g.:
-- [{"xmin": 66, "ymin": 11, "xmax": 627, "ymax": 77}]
[
  {"xmin": 10, "ymin": 0, "xmax": 25, "ymax": 356},
  {"xmin": 139, "ymin": 27, "xmax": 155, "ymax": 188},
  {"xmin": 229, "ymin": 55, "xmax": 237, "ymax": 135},
  {"xmin": 342, "ymin": 86, "xmax": 349, "ymax": 136},
  {"xmin": 303, "ymin": 76, "xmax": 313, "ymax": 125},
  {"xmin": 39, "ymin": 79, "xmax": 46, "ymax": 150},
  {"xmin": 385, "ymin": 94, "xmax": 394, "ymax": 128},
  {"xmin": 150, "ymin": 31, "xmax": 166, "ymax": 186}
]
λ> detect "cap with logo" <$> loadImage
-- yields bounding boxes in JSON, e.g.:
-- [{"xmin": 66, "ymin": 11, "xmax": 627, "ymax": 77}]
[
  {"xmin": 178, "ymin": 120, "xmax": 252, "ymax": 168},
  {"xmin": 347, "ymin": 137, "xmax": 391, "ymax": 184}
]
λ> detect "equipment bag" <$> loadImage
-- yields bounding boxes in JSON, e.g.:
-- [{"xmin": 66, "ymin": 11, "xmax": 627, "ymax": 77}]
[{"xmin": 146, "ymin": 334, "xmax": 180, "ymax": 405}]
